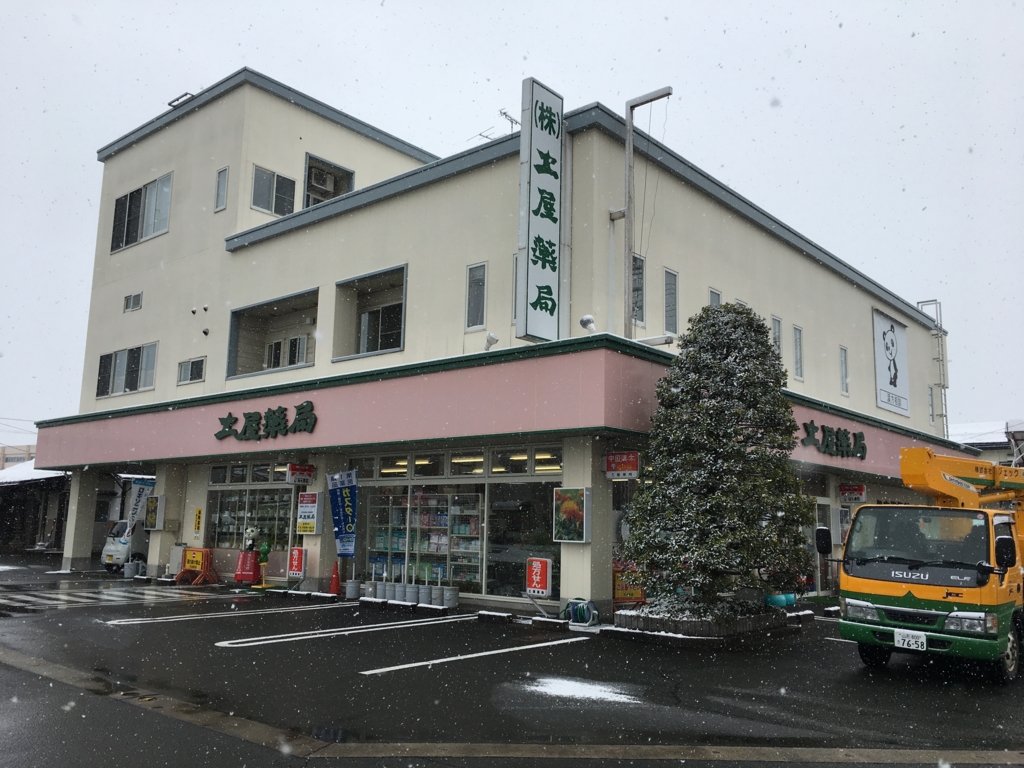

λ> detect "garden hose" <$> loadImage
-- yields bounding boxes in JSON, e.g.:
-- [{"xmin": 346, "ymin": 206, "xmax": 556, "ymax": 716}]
[{"xmin": 561, "ymin": 597, "xmax": 599, "ymax": 625}]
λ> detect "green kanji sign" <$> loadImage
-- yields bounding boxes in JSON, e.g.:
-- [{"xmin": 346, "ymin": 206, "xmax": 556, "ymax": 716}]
[
  {"xmin": 215, "ymin": 400, "xmax": 317, "ymax": 442},
  {"xmin": 801, "ymin": 419, "xmax": 867, "ymax": 460}
]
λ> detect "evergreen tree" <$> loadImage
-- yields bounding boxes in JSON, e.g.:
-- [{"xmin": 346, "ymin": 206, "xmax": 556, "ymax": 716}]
[{"xmin": 622, "ymin": 304, "xmax": 814, "ymax": 611}]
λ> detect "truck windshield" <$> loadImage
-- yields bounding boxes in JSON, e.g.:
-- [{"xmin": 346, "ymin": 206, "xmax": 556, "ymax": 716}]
[
  {"xmin": 845, "ymin": 507, "xmax": 989, "ymax": 568},
  {"xmin": 109, "ymin": 521, "xmax": 128, "ymax": 538}
]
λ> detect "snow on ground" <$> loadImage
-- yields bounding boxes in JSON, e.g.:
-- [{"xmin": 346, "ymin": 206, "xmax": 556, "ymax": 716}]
[
  {"xmin": 0, "ymin": 565, "xmax": 25, "ymax": 571},
  {"xmin": 523, "ymin": 677, "xmax": 641, "ymax": 704}
]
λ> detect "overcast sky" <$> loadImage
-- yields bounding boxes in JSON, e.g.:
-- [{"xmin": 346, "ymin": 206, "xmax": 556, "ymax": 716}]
[{"xmin": 1, "ymin": 1, "xmax": 1021, "ymax": 448}]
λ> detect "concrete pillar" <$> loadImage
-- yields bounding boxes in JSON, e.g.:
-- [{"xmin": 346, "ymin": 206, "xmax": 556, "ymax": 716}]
[
  {"xmin": 62, "ymin": 468, "xmax": 101, "ymax": 571},
  {"xmin": 559, "ymin": 436, "xmax": 615, "ymax": 618},
  {"xmin": 305, "ymin": 453, "xmax": 344, "ymax": 590},
  {"xmin": 147, "ymin": 464, "xmax": 186, "ymax": 574}
]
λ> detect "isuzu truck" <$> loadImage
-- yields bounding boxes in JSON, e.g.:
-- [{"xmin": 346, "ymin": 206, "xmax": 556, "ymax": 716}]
[{"xmin": 816, "ymin": 448, "xmax": 1024, "ymax": 682}]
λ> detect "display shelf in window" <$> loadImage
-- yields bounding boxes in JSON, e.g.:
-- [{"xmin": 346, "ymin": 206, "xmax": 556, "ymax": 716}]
[{"xmin": 365, "ymin": 491, "xmax": 481, "ymax": 591}]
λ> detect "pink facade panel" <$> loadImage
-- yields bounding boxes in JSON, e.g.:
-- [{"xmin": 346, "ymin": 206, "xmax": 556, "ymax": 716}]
[
  {"xmin": 36, "ymin": 349, "xmax": 666, "ymax": 468},
  {"xmin": 790, "ymin": 403, "xmax": 972, "ymax": 478}
]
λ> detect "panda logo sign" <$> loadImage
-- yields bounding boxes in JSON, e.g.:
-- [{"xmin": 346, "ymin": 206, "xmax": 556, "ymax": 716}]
[{"xmin": 873, "ymin": 309, "xmax": 910, "ymax": 416}]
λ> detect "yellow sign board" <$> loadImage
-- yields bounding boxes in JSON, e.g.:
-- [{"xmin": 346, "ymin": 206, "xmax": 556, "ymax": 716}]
[
  {"xmin": 183, "ymin": 548, "xmax": 205, "ymax": 571},
  {"xmin": 613, "ymin": 568, "xmax": 644, "ymax": 602},
  {"xmin": 193, "ymin": 508, "xmax": 202, "ymax": 538}
]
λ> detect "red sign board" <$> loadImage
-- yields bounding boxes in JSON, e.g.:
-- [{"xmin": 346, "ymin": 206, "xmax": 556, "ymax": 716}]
[
  {"xmin": 839, "ymin": 484, "xmax": 867, "ymax": 503},
  {"xmin": 286, "ymin": 463, "xmax": 316, "ymax": 485},
  {"xmin": 605, "ymin": 451, "xmax": 640, "ymax": 479},
  {"xmin": 234, "ymin": 550, "xmax": 259, "ymax": 584},
  {"xmin": 525, "ymin": 557, "xmax": 552, "ymax": 598},
  {"xmin": 288, "ymin": 547, "xmax": 306, "ymax": 580}
]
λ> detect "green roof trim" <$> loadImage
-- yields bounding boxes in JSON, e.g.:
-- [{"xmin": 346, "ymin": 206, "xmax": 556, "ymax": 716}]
[
  {"xmin": 40, "ymin": 426, "xmax": 646, "ymax": 473},
  {"xmin": 35, "ymin": 334, "xmax": 672, "ymax": 429},
  {"xmin": 783, "ymin": 389, "xmax": 980, "ymax": 456}
]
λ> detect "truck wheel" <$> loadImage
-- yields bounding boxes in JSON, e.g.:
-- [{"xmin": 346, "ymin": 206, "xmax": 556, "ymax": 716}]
[
  {"xmin": 858, "ymin": 643, "xmax": 892, "ymax": 668},
  {"xmin": 994, "ymin": 625, "xmax": 1020, "ymax": 684}
]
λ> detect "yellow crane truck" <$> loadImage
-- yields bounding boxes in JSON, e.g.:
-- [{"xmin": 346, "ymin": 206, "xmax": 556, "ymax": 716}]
[{"xmin": 815, "ymin": 448, "xmax": 1024, "ymax": 682}]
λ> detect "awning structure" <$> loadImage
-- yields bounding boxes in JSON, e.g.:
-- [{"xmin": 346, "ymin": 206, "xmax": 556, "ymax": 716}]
[{"xmin": 0, "ymin": 459, "xmax": 66, "ymax": 486}]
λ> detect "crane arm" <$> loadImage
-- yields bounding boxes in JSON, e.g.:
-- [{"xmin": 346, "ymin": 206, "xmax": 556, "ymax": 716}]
[{"xmin": 900, "ymin": 448, "xmax": 1024, "ymax": 508}]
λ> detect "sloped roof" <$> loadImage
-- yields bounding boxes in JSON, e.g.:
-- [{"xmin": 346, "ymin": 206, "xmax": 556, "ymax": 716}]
[
  {"xmin": 0, "ymin": 459, "xmax": 66, "ymax": 486},
  {"xmin": 96, "ymin": 67, "xmax": 438, "ymax": 164}
]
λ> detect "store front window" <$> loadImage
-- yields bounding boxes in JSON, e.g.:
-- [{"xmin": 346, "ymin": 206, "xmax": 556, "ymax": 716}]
[
  {"xmin": 352, "ymin": 445, "xmax": 562, "ymax": 600},
  {"xmin": 207, "ymin": 462, "xmax": 296, "ymax": 551},
  {"xmin": 486, "ymin": 482, "xmax": 560, "ymax": 599}
]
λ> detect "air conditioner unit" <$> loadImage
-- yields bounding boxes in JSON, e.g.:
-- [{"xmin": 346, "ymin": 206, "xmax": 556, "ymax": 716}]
[{"xmin": 310, "ymin": 168, "xmax": 334, "ymax": 194}]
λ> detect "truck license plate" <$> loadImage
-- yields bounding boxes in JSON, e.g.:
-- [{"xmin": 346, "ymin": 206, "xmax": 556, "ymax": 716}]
[
  {"xmin": 894, "ymin": 629, "xmax": 927, "ymax": 651},
  {"xmin": 106, "ymin": 555, "xmax": 113, "ymax": 563}
]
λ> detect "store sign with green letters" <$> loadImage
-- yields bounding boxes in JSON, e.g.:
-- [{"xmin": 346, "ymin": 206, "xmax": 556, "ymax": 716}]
[
  {"xmin": 801, "ymin": 419, "xmax": 867, "ymax": 460},
  {"xmin": 214, "ymin": 400, "xmax": 317, "ymax": 441}
]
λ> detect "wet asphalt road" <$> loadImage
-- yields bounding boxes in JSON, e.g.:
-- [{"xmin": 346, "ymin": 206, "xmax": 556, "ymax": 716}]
[{"xmin": 1, "ymin": 565, "xmax": 1023, "ymax": 766}]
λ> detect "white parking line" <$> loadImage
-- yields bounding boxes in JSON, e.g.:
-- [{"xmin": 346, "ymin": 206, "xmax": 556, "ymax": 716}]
[
  {"xmin": 215, "ymin": 614, "xmax": 475, "ymax": 648},
  {"xmin": 108, "ymin": 602, "xmax": 357, "ymax": 625},
  {"xmin": 215, "ymin": 613, "xmax": 477, "ymax": 648},
  {"xmin": 825, "ymin": 636, "xmax": 857, "ymax": 644},
  {"xmin": 359, "ymin": 636, "xmax": 590, "ymax": 676}
]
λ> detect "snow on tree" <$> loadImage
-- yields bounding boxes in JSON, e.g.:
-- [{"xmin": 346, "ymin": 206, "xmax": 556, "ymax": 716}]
[{"xmin": 622, "ymin": 303, "xmax": 814, "ymax": 612}]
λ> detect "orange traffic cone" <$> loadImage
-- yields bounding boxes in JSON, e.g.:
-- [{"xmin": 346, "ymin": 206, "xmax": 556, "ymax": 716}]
[{"xmin": 328, "ymin": 562, "xmax": 341, "ymax": 595}]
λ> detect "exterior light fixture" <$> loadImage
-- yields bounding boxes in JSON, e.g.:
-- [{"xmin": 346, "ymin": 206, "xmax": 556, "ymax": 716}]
[
  {"xmin": 484, "ymin": 332, "xmax": 499, "ymax": 351},
  {"xmin": 579, "ymin": 315, "xmax": 597, "ymax": 333}
]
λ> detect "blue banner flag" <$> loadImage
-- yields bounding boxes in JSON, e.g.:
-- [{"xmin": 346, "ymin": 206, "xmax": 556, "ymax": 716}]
[{"xmin": 327, "ymin": 470, "xmax": 358, "ymax": 558}]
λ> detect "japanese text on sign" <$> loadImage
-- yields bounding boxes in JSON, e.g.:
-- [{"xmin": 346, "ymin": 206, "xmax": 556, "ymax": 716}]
[
  {"xmin": 516, "ymin": 78, "xmax": 564, "ymax": 342},
  {"xmin": 526, "ymin": 557, "xmax": 552, "ymax": 598},
  {"xmin": 215, "ymin": 400, "xmax": 317, "ymax": 441},
  {"xmin": 801, "ymin": 420, "xmax": 867, "ymax": 460},
  {"xmin": 328, "ymin": 470, "xmax": 358, "ymax": 558}
]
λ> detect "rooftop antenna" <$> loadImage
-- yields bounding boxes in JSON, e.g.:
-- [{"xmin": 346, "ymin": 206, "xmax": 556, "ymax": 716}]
[
  {"xmin": 467, "ymin": 127, "xmax": 495, "ymax": 143},
  {"xmin": 167, "ymin": 92, "xmax": 195, "ymax": 108},
  {"xmin": 499, "ymin": 109, "xmax": 521, "ymax": 133}
]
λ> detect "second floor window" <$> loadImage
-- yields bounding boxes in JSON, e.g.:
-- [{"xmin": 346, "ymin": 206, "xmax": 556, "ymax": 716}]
[
  {"xmin": 252, "ymin": 166, "xmax": 295, "ymax": 216},
  {"xmin": 793, "ymin": 326, "xmax": 804, "ymax": 380},
  {"xmin": 96, "ymin": 343, "xmax": 157, "ymax": 397},
  {"xmin": 466, "ymin": 263, "xmax": 486, "ymax": 330},
  {"xmin": 111, "ymin": 173, "xmax": 172, "ymax": 252}
]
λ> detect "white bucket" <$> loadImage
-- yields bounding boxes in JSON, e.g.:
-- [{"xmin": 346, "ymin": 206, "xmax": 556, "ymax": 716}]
[
  {"xmin": 384, "ymin": 582, "xmax": 396, "ymax": 601},
  {"xmin": 443, "ymin": 586, "xmax": 459, "ymax": 608},
  {"xmin": 418, "ymin": 585, "xmax": 432, "ymax": 604},
  {"xmin": 123, "ymin": 562, "xmax": 137, "ymax": 579},
  {"xmin": 345, "ymin": 580, "xmax": 360, "ymax": 599},
  {"xmin": 431, "ymin": 586, "xmax": 443, "ymax": 606},
  {"xmin": 363, "ymin": 582, "xmax": 376, "ymax": 598}
]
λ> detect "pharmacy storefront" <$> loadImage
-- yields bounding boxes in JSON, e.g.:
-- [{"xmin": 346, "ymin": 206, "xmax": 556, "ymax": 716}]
[{"xmin": 35, "ymin": 336, "xmax": 974, "ymax": 610}]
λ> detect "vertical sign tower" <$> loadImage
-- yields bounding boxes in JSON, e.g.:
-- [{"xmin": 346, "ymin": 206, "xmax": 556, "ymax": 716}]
[{"xmin": 516, "ymin": 78, "xmax": 564, "ymax": 342}]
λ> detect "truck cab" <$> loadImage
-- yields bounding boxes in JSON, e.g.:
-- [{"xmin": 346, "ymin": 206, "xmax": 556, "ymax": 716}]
[{"xmin": 821, "ymin": 505, "xmax": 1022, "ymax": 681}]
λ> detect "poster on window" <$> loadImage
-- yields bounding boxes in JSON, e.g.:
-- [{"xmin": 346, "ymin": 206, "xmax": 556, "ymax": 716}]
[
  {"xmin": 553, "ymin": 487, "xmax": 591, "ymax": 543},
  {"xmin": 872, "ymin": 309, "xmax": 910, "ymax": 417}
]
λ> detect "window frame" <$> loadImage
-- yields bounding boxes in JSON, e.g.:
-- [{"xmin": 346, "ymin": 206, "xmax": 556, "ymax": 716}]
[
  {"xmin": 709, "ymin": 288, "xmax": 722, "ymax": 308},
  {"xmin": 839, "ymin": 345, "xmax": 849, "ymax": 396},
  {"xmin": 664, "ymin": 268, "xmax": 678, "ymax": 335},
  {"xmin": 465, "ymin": 262, "xmax": 487, "ymax": 332},
  {"xmin": 251, "ymin": 165, "xmax": 296, "ymax": 217},
  {"xmin": 771, "ymin": 316, "xmax": 782, "ymax": 358},
  {"xmin": 303, "ymin": 153, "xmax": 354, "ymax": 209},
  {"xmin": 177, "ymin": 356, "xmax": 207, "ymax": 385},
  {"xmin": 793, "ymin": 325, "xmax": 804, "ymax": 381},
  {"xmin": 332, "ymin": 265, "xmax": 407, "ymax": 363},
  {"xmin": 929, "ymin": 386, "xmax": 936, "ymax": 424},
  {"xmin": 110, "ymin": 172, "xmax": 173, "ymax": 253},
  {"xmin": 123, "ymin": 292, "xmax": 142, "ymax": 313},
  {"xmin": 214, "ymin": 167, "xmax": 228, "ymax": 212},
  {"xmin": 96, "ymin": 342, "xmax": 158, "ymax": 398}
]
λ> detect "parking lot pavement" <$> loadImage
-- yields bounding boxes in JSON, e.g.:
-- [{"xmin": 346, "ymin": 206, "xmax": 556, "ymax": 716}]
[{"xmin": 2, "ymin": 587, "xmax": 1024, "ymax": 756}]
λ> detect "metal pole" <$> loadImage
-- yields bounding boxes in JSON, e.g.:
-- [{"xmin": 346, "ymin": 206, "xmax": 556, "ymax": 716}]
[
  {"xmin": 624, "ymin": 108, "xmax": 635, "ymax": 339},
  {"xmin": 623, "ymin": 87, "xmax": 673, "ymax": 340}
]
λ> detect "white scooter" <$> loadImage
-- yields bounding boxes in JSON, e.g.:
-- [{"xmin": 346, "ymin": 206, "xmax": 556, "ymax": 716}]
[{"xmin": 100, "ymin": 520, "xmax": 148, "ymax": 573}]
